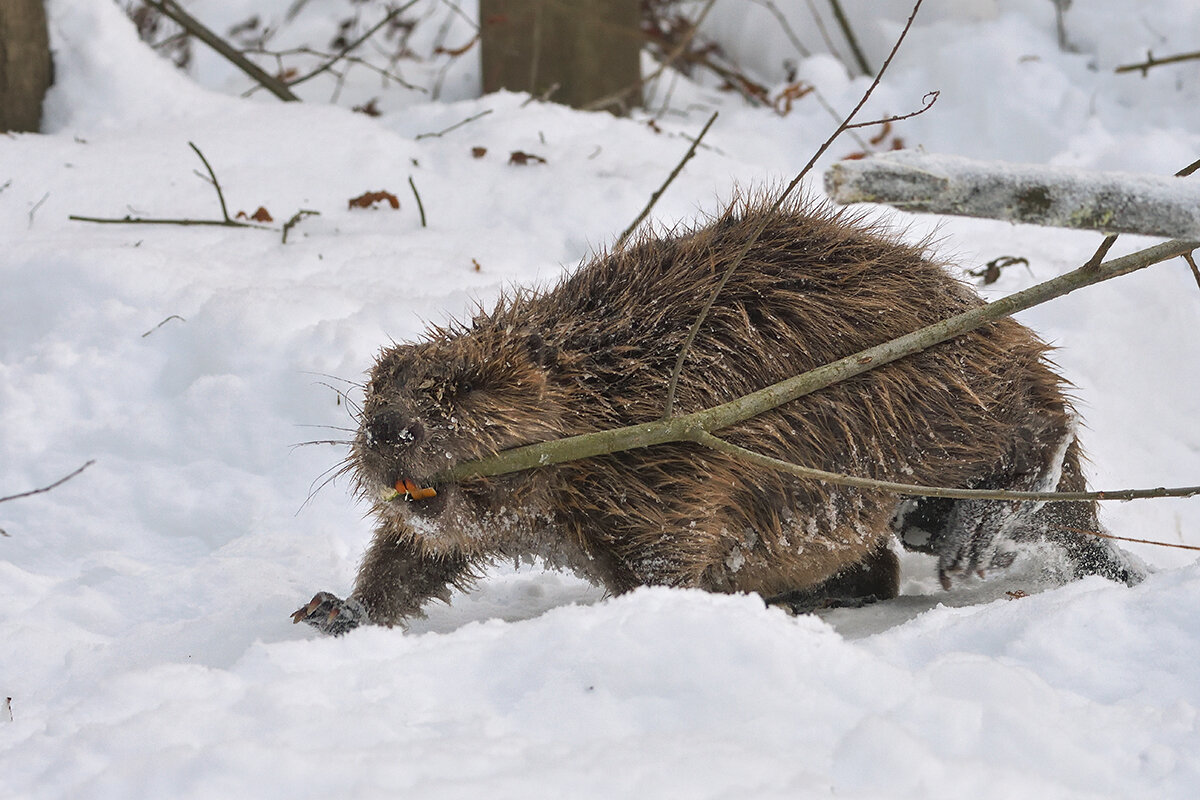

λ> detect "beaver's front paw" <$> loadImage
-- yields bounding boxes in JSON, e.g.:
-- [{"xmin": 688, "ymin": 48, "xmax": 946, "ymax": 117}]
[{"xmin": 291, "ymin": 591, "xmax": 368, "ymax": 636}]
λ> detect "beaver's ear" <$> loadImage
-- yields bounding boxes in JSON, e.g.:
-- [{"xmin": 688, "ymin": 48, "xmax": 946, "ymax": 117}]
[{"xmin": 523, "ymin": 330, "xmax": 558, "ymax": 367}]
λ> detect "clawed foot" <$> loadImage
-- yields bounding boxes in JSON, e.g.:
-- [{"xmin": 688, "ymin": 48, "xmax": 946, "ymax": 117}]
[
  {"xmin": 291, "ymin": 591, "xmax": 368, "ymax": 636},
  {"xmin": 937, "ymin": 545, "xmax": 1018, "ymax": 590},
  {"xmin": 927, "ymin": 498, "xmax": 1023, "ymax": 590}
]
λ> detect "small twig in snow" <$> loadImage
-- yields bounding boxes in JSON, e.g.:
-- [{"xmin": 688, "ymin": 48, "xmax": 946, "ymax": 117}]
[
  {"xmin": 188, "ymin": 142, "xmax": 231, "ymax": 222},
  {"xmin": 239, "ymin": 46, "xmax": 422, "ymax": 97},
  {"xmin": 282, "ymin": 209, "xmax": 320, "ymax": 244},
  {"xmin": 1115, "ymin": 48, "xmax": 1200, "ymax": 76},
  {"xmin": 408, "ymin": 176, "xmax": 427, "ymax": 228},
  {"xmin": 0, "ymin": 461, "xmax": 96, "ymax": 506},
  {"xmin": 28, "ymin": 192, "xmax": 49, "ymax": 228},
  {"xmin": 415, "ymin": 109, "xmax": 494, "ymax": 141},
  {"xmin": 69, "ymin": 143, "xmax": 272, "ymax": 231},
  {"xmin": 141, "ymin": 315, "xmax": 186, "ymax": 338},
  {"xmin": 520, "ymin": 82, "xmax": 561, "ymax": 107}
]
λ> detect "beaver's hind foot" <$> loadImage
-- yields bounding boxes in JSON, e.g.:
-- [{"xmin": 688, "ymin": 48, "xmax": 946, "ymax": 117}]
[{"xmin": 292, "ymin": 591, "xmax": 368, "ymax": 636}]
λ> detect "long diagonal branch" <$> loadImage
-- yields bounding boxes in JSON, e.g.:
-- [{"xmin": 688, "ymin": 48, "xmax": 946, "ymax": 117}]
[{"xmin": 438, "ymin": 236, "xmax": 1199, "ymax": 502}]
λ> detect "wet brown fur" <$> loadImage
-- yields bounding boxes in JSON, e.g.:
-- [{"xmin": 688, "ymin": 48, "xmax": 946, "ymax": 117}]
[{"xmin": 299, "ymin": 197, "xmax": 1139, "ymax": 631}]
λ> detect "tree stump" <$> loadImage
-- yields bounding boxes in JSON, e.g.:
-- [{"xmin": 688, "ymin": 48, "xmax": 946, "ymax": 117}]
[
  {"xmin": 0, "ymin": 0, "xmax": 53, "ymax": 133},
  {"xmin": 480, "ymin": 0, "xmax": 642, "ymax": 113}
]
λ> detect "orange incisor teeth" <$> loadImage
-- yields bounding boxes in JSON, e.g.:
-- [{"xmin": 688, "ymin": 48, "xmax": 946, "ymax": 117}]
[{"xmin": 396, "ymin": 479, "xmax": 437, "ymax": 500}]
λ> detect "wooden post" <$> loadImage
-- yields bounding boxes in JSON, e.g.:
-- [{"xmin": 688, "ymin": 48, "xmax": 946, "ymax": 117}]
[
  {"xmin": 0, "ymin": 0, "xmax": 53, "ymax": 132},
  {"xmin": 480, "ymin": 0, "xmax": 642, "ymax": 113}
]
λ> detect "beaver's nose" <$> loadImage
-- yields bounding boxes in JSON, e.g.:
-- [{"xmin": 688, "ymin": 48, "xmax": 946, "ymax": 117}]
[{"xmin": 364, "ymin": 410, "xmax": 425, "ymax": 449}]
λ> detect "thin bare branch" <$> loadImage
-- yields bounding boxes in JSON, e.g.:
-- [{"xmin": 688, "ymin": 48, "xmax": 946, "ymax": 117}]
[
  {"xmin": 1185, "ymin": 252, "xmax": 1200, "ymax": 292},
  {"xmin": 844, "ymin": 90, "xmax": 939, "ymax": 129},
  {"xmin": 1084, "ymin": 234, "xmax": 1119, "ymax": 270},
  {"xmin": 747, "ymin": 3, "xmax": 869, "ymax": 150},
  {"xmin": 828, "ymin": 0, "xmax": 873, "ymax": 75},
  {"xmin": 1056, "ymin": 526, "xmax": 1200, "ymax": 552},
  {"xmin": 1178, "ymin": 157, "xmax": 1200, "ymax": 178},
  {"xmin": 663, "ymin": 0, "xmax": 929, "ymax": 418},
  {"xmin": 803, "ymin": 0, "xmax": 846, "ymax": 64},
  {"xmin": 239, "ymin": 46, "xmax": 422, "ymax": 95},
  {"xmin": 614, "ymin": 111, "xmax": 718, "ymax": 251},
  {"xmin": 691, "ymin": 430, "xmax": 1200, "ymax": 503},
  {"xmin": 286, "ymin": 1, "xmax": 422, "ymax": 89},
  {"xmin": 749, "ymin": 0, "xmax": 811, "ymax": 57}
]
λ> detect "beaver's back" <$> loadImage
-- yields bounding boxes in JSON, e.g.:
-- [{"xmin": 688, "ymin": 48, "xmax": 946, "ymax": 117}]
[{"xmin": 498, "ymin": 200, "xmax": 1082, "ymax": 594}]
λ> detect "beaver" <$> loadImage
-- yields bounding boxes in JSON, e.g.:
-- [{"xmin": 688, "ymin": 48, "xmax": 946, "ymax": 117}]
[{"xmin": 294, "ymin": 198, "xmax": 1142, "ymax": 635}]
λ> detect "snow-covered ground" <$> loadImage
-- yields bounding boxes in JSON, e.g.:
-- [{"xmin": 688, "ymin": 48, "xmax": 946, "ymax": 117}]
[{"xmin": 3, "ymin": 0, "xmax": 1200, "ymax": 797}]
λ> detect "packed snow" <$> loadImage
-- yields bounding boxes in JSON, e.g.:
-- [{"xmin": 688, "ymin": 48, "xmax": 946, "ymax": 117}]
[{"xmin": 3, "ymin": 0, "xmax": 1200, "ymax": 797}]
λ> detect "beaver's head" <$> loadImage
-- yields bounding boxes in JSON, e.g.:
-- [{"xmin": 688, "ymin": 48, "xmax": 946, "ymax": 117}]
[{"xmin": 351, "ymin": 323, "xmax": 566, "ymax": 541}]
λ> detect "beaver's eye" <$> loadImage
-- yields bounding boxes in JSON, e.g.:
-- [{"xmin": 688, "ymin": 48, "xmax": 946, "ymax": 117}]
[{"xmin": 454, "ymin": 374, "xmax": 478, "ymax": 396}]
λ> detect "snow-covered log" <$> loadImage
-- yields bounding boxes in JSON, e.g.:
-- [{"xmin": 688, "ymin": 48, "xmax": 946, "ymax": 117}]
[{"xmin": 824, "ymin": 151, "xmax": 1200, "ymax": 239}]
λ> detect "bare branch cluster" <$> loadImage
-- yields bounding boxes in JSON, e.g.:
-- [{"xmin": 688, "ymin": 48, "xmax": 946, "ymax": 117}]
[{"xmin": 127, "ymin": 0, "xmax": 470, "ymax": 108}]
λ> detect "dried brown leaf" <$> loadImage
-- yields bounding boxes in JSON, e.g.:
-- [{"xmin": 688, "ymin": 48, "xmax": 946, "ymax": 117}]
[
  {"xmin": 508, "ymin": 151, "xmax": 547, "ymax": 166},
  {"xmin": 348, "ymin": 190, "xmax": 401, "ymax": 210},
  {"xmin": 353, "ymin": 98, "xmax": 382, "ymax": 117}
]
